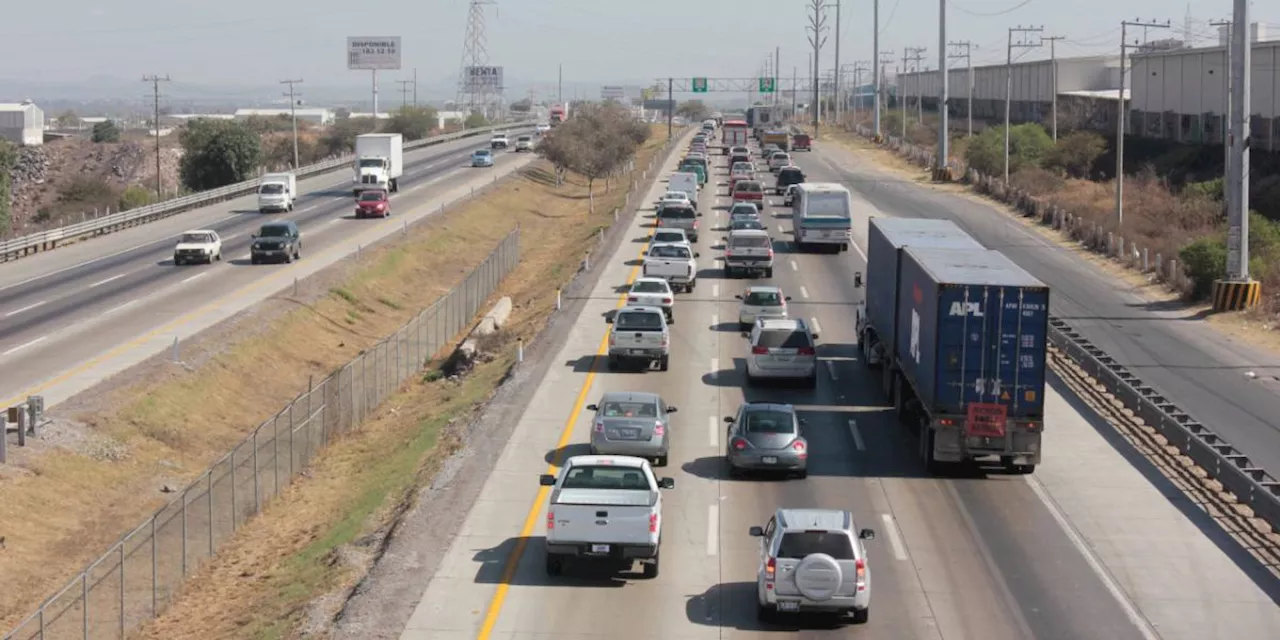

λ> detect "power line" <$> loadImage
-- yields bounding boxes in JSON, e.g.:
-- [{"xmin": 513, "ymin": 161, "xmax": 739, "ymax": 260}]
[
  {"xmin": 395, "ymin": 79, "xmax": 414, "ymax": 108},
  {"xmin": 1115, "ymin": 19, "xmax": 1171, "ymax": 227},
  {"xmin": 1042, "ymin": 36, "xmax": 1065, "ymax": 140},
  {"xmin": 1003, "ymin": 26, "xmax": 1043, "ymax": 183},
  {"xmin": 948, "ymin": 41, "xmax": 978, "ymax": 137},
  {"xmin": 280, "ymin": 79, "xmax": 303, "ymax": 170},
  {"xmin": 141, "ymin": 75, "xmax": 170, "ymax": 198},
  {"xmin": 954, "ymin": 0, "xmax": 1039, "ymax": 17}
]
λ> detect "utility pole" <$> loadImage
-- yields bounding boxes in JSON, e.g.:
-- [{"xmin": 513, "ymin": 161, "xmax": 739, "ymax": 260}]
[
  {"xmin": 852, "ymin": 62, "xmax": 869, "ymax": 121},
  {"xmin": 413, "ymin": 68, "xmax": 419, "ymax": 106},
  {"xmin": 775, "ymin": 46, "xmax": 781, "ymax": 106},
  {"xmin": 1003, "ymin": 26, "xmax": 1043, "ymax": 184},
  {"xmin": 1223, "ymin": 0, "xmax": 1251, "ymax": 292},
  {"xmin": 832, "ymin": 0, "xmax": 842, "ymax": 127},
  {"xmin": 936, "ymin": 0, "xmax": 949, "ymax": 179},
  {"xmin": 1115, "ymin": 19, "xmax": 1170, "ymax": 226},
  {"xmin": 806, "ymin": 0, "xmax": 830, "ymax": 134},
  {"xmin": 948, "ymin": 41, "xmax": 976, "ymax": 136},
  {"xmin": 396, "ymin": 79, "xmax": 413, "ymax": 108},
  {"xmin": 877, "ymin": 50, "xmax": 894, "ymax": 139},
  {"xmin": 792, "ymin": 66, "xmax": 799, "ymax": 120},
  {"xmin": 900, "ymin": 52, "xmax": 908, "ymax": 138},
  {"xmin": 141, "ymin": 75, "xmax": 170, "ymax": 198},
  {"xmin": 1210, "ymin": 19, "xmax": 1232, "ymax": 175},
  {"xmin": 906, "ymin": 47, "xmax": 927, "ymax": 124},
  {"xmin": 1043, "ymin": 35, "xmax": 1066, "ymax": 140},
  {"xmin": 280, "ymin": 78, "xmax": 304, "ymax": 170},
  {"xmin": 557, "ymin": 63, "xmax": 563, "ymax": 104},
  {"xmin": 872, "ymin": 0, "xmax": 882, "ymax": 138},
  {"xmin": 667, "ymin": 77, "xmax": 673, "ymax": 140}
]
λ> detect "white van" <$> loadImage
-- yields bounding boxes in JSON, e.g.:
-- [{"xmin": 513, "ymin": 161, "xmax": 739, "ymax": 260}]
[
  {"xmin": 258, "ymin": 172, "xmax": 297, "ymax": 213},
  {"xmin": 668, "ymin": 172, "xmax": 699, "ymax": 202}
]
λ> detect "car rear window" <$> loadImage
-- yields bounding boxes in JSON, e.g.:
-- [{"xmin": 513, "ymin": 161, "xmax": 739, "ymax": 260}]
[
  {"xmin": 653, "ymin": 231, "xmax": 686, "ymax": 243},
  {"xmin": 744, "ymin": 290, "xmax": 783, "ymax": 305},
  {"xmin": 773, "ymin": 154, "xmax": 790, "ymax": 162},
  {"xmin": 600, "ymin": 401, "xmax": 658, "ymax": 417},
  {"xmin": 733, "ymin": 236, "xmax": 771, "ymax": 249},
  {"xmin": 757, "ymin": 329, "xmax": 811, "ymax": 348},
  {"xmin": 615, "ymin": 310, "xmax": 664, "ymax": 330},
  {"xmin": 650, "ymin": 245, "xmax": 691, "ymax": 259},
  {"xmin": 778, "ymin": 531, "xmax": 855, "ymax": 559},
  {"xmin": 659, "ymin": 207, "xmax": 695, "ymax": 220},
  {"xmin": 561, "ymin": 465, "xmax": 651, "ymax": 490},
  {"xmin": 731, "ymin": 220, "xmax": 764, "ymax": 230},
  {"xmin": 631, "ymin": 280, "xmax": 669, "ymax": 294},
  {"xmin": 736, "ymin": 182, "xmax": 762, "ymax": 193},
  {"xmin": 743, "ymin": 409, "xmax": 794, "ymax": 434}
]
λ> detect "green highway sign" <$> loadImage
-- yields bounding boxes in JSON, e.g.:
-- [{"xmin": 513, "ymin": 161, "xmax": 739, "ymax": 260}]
[
  {"xmin": 691, "ymin": 77, "xmax": 709, "ymax": 92},
  {"xmin": 758, "ymin": 77, "xmax": 776, "ymax": 93}
]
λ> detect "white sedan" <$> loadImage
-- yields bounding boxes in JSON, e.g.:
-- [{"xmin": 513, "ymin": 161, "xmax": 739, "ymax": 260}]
[
  {"xmin": 173, "ymin": 229, "xmax": 223, "ymax": 265},
  {"xmin": 627, "ymin": 277, "xmax": 676, "ymax": 322}
]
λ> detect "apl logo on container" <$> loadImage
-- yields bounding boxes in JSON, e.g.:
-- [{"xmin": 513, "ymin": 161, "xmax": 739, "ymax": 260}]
[{"xmin": 948, "ymin": 301, "xmax": 984, "ymax": 317}]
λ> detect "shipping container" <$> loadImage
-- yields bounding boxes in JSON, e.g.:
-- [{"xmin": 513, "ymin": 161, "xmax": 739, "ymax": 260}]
[
  {"xmin": 894, "ymin": 247, "xmax": 1050, "ymax": 424},
  {"xmin": 862, "ymin": 218, "xmax": 985, "ymax": 364}
]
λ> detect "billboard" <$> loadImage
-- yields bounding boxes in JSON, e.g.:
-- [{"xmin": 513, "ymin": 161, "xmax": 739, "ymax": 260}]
[
  {"xmin": 347, "ymin": 37, "xmax": 402, "ymax": 70},
  {"xmin": 465, "ymin": 66, "xmax": 504, "ymax": 91},
  {"xmin": 601, "ymin": 85, "xmax": 626, "ymax": 100}
]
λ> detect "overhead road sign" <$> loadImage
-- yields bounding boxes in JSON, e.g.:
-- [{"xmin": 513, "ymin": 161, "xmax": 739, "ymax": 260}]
[
  {"xmin": 658, "ymin": 78, "xmax": 813, "ymax": 93},
  {"xmin": 691, "ymin": 78, "xmax": 709, "ymax": 92}
]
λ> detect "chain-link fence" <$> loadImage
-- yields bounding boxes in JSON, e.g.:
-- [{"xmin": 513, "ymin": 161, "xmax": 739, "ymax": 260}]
[{"xmin": 4, "ymin": 229, "xmax": 520, "ymax": 640}]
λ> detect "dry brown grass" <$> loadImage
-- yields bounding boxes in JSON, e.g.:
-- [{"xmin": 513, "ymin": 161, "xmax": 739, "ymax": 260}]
[{"xmin": 0, "ymin": 125, "xmax": 668, "ymax": 632}]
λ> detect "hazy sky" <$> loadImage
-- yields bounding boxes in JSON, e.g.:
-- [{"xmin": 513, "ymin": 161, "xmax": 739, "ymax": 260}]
[{"xmin": 1, "ymin": 0, "xmax": 1275, "ymax": 91}]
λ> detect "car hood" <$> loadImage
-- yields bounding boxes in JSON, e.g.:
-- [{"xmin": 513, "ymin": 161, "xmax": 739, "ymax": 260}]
[
  {"xmin": 357, "ymin": 200, "xmax": 386, "ymax": 207},
  {"xmin": 174, "ymin": 242, "xmax": 214, "ymax": 251}
]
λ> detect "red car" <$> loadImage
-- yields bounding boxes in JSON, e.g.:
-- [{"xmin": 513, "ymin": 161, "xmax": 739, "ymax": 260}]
[
  {"xmin": 731, "ymin": 180, "xmax": 764, "ymax": 206},
  {"xmin": 355, "ymin": 189, "xmax": 390, "ymax": 218},
  {"xmin": 792, "ymin": 133, "xmax": 812, "ymax": 151}
]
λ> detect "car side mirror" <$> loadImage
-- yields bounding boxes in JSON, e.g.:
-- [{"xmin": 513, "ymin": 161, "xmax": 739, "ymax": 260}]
[
  {"xmin": 749, "ymin": 526, "xmax": 765, "ymax": 537},
  {"xmin": 666, "ymin": 406, "xmax": 678, "ymax": 413},
  {"xmin": 586, "ymin": 404, "xmax": 598, "ymax": 411},
  {"xmin": 734, "ymin": 294, "xmax": 743, "ymax": 300},
  {"xmin": 741, "ymin": 331, "xmax": 750, "ymax": 338},
  {"xmin": 605, "ymin": 314, "xmax": 613, "ymax": 324},
  {"xmin": 811, "ymin": 333, "xmax": 820, "ymax": 341},
  {"xmin": 854, "ymin": 272, "xmax": 864, "ymax": 288},
  {"xmin": 859, "ymin": 528, "xmax": 876, "ymax": 540},
  {"xmin": 785, "ymin": 296, "xmax": 792, "ymax": 301},
  {"xmin": 724, "ymin": 416, "xmax": 735, "ymax": 423},
  {"xmin": 658, "ymin": 477, "xmax": 676, "ymax": 489},
  {"xmin": 694, "ymin": 252, "xmax": 701, "ymax": 258},
  {"xmin": 697, "ymin": 212, "xmax": 704, "ymax": 217},
  {"xmin": 539, "ymin": 474, "xmax": 556, "ymax": 486},
  {"xmin": 250, "ymin": 233, "xmax": 258, "ymax": 239}
]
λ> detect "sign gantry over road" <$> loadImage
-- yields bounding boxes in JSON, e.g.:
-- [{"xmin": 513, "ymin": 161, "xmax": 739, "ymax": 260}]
[
  {"xmin": 691, "ymin": 77, "xmax": 709, "ymax": 93},
  {"xmin": 758, "ymin": 77, "xmax": 776, "ymax": 93},
  {"xmin": 658, "ymin": 78, "xmax": 812, "ymax": 93}
]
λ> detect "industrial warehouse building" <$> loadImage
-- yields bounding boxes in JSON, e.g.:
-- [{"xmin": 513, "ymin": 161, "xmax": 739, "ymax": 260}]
[
  {"xmin": 1129, "ymin": 36, "xmax": 1280, "ymax": 151},
  {"xmin": 0, "ymin": 100, "xmax": 45, "ymax": 146},
  {"xmin": 895, "ymin": 55, "xmax": 1123, "ymax": 133},
  {"xmin": 233, "ymin": 107, "xmax": 334, "ymax": 125}
]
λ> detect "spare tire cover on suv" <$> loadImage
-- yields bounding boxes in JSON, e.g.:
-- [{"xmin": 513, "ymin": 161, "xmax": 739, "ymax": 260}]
[{"xmin": 794, "ymin": 553, "xmax": 843, "ymax": 601}]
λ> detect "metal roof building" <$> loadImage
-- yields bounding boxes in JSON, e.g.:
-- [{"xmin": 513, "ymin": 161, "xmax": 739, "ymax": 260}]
[
  {"xmin": 0, "ymin": 100, "xmax": 45, "ymax": 146},
  {"xmin": 1129, "ymin": 38, "xmax": 1280, "ymax": 150},
  {"xmin": 233, "ymin": 107, "xmax": 334, "ymax": 125},
  {"xmin": 895, "ymin": 55, "xmax": 1122, "ymax": 132}
]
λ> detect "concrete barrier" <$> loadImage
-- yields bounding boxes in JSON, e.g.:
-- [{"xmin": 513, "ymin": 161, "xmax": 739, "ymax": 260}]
[{"xmin": 473, "ymin": 296, "xmax": 513, "ymax": 336}]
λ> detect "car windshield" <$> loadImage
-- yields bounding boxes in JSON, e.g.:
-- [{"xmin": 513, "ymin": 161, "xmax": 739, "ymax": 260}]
[
  {"xmin": 260, "ymin": 183, "xmax": 285, "ymax": 194},
  {"xmin": 518, "ymin": 136, "xmax": 531, "ymax": 142},
  {"xmin": 358, "ymin": 158, "xmax": 383, "ymax": 168},
  {"xmin": 600, "ymin": 401, "xmax": 658, "ymax": 418},
  {"xmin": 615, "ymin": 310, "xmax": 664, "ymax": 330},
  {"xmin": 736, "ymin": 182, "xmax": 762, "ymax": 193},
  {"xmin": 659, "ymin": 207, "xmax": 694, "ymax": 220},
  {"xmin": 742, "ymin": 409, "xmax": 795, "ymax": 434},
  {"xmin": 745, "ymin": 290, "xmax": 783, "ymax": 305},
  {"xmin": 180, "ymin": 233, "xmax": 213, "ymax": 244},
  {"xmin": 733, "ymin": 236, "xmax": 772, "ymax": 250},
  {"xmin": 650, "ymin": 245, "xmax": 691, "ymax": 259},
  {"xmin": 259, "ymin": 225, "xmax": 290, "ymax": 238},
  {"xmin": 561, "ymin": 465, "xmax": 651, "ymax": 491},
  {"xmin": 359, "ymin": 192, "xmax": 385, "ymax": 202},
  {"xmin": 631, "ymin": 280, "xmax": 670, "ymax": 294},
  {"xmin": 757, "ymin": 329, "xmax": 811, "ymax": 348},
  {"xmin": 474, "ymin": 150, "xmax": 490, "ymax": 156},
  {"xmin": 664, "ymin": 192, "xmax": 688, "ymax": 201},
  {"xmin": 778, "ymin": 531, "xmax": 855, "ymax": 560}
]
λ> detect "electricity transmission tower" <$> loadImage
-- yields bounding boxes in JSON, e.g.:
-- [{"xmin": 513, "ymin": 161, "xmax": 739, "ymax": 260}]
[
  {"xmin": 456, "ymin": 0, "xmax": 498, "ymax": 118},
  {"xmin": 805, "ymin": 0, "xmax": 829, "ymax": 133}
]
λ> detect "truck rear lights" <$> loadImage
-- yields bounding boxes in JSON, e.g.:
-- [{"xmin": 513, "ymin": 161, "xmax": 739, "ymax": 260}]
[
  {"xmin": 649, "ymin": 513, "xmax": 659, "ymax": 533},
  {"xmin": 546, "ymin": 511, "xmax": 555, "ymax": 530},
  {"xmin": 654, "ymin": 423, "xmax": 665, "ymax": 436},
  {"xmin": 855, "ymin": 558, "xmax": 867, "ymax": 590}
]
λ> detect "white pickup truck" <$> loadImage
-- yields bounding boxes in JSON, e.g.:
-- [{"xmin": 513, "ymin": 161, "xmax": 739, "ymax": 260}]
[
  {"xmin": 642, "ymin": 242, "xmax": 699, "ymax": 293},
  {"xmin": 608, "ymin": 306, "xmax": 670, "ymax": 371},
  {"xmin": 540, "ymin": 455, "xmax": 676, "ymax": 578}
]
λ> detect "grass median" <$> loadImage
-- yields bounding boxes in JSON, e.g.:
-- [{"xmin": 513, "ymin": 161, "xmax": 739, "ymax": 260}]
[{"xmin": 39, "ymin": 125, "xmax": 666, "ymax": 639}]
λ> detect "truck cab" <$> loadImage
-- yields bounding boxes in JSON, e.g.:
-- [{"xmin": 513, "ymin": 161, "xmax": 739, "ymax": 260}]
[
  {"xmin": 353, "ymin": 133, "xmax": 403, "ymax": 196},
  {"xmin": 257, "ymin": 173, "xmax": 296, "ymax": 213}
]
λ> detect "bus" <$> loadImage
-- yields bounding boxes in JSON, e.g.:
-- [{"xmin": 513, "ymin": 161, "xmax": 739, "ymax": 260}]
[
  {"xmin": 791, "ymin": 183, "xmax": 853, "ymax": 253},
  {"xmin": 721, "ymin": 119, "xmax": 749, "ymax": 154}
]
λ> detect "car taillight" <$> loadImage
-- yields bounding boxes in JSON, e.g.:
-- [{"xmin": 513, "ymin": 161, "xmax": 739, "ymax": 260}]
[
  {"xmin": 731, "ymin": 437, "xmax": 748, "ymax": 451},
  {"xmin": 765, "ymin": 556, "xmax": 776, "ymax": 582},
  {"xmin": 628, "ymin": 296, "xmax": 638, "ymax": 302},
  {"xmin": 767, "ymin": 248, "xmax": 774, "ymax": 258},
  {"xmin": 649, "ymin": 513, "xmax": 659, "ymax": 533},
  {"xmin": 594, "ymin": 421, "xmax": 604, "ymax": 433},
  {"xmin": 608, "ymin": 332, "xmax": 616, "ymax": 346},
  {"xmin": 546, "ymin": 510, "xmax": 555, "ymax": 530},
  {"xmin": 751, "ymin": 346, "xmax": 768, "ymax": 355},
  {"xmin": 654, "ymin": 423, "xmax": 665, "ymax": 436},
  {"xmin": 855, "ymin": 558, "xmax": 867, "ymax": 589},
  {"xmin": 661, "ymin": 334, "xmax": 669, "ymax": 346},
  {"xmin": 797, "ymin": 346, "xmax": 816, "ymax": 355},
  {"xmin": 792, "ymin": 440, "xmax": 807, "ymax": 459},
  {"xmin": 662, "ymin": 298, "xmax": 672, "ymax": 304}
]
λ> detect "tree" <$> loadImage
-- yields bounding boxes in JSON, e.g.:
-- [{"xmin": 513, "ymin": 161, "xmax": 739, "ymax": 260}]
[
  {"xmin": 464, "ymin": 112, "xmax": 489, "ymax": 129},
  {"xmin": 320, "ymin": 117, "xmax": 376, "ymax": 155},
  {"xmin": 676, "ymin": 100, "xmax": 710, "ymax": 121},
  {"xmin": 963, "ymin": 123, "xmax": 1053, "ymax": 177},
  {"xmin": 535, "ymin": 102, "xmax": 649, "ymax": 212},
  {"xmin": 383, "ymin": 105, "xmax": 440, "ymax": 141},
  {"xmin": 509, "ymin": 99, "xmax": 532, "ymax": 113},
  {"xmin": 56, "ymin": 110, "xmax": 81, "ymax": 129},
  {"xmin": 178, "ymin": 119, "xmax": 262, "ymax": 191},
  {"xmin": 91, "ymin": 120, "xmax": 121, "ymax": 143},
  {"xmin": 0, "ymin": 140, "xmax": 15, "ymax": 235},
  {"xmin": 1045, "ymin": 131, "xmax": 1107, "ymax": 179}
]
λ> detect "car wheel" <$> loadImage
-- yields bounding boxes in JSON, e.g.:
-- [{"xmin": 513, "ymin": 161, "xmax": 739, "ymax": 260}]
[
  {"xmin": 545, "ymin": 553, "xmax": 564, "ymax": 576},
  {"xmin": 765, "ymin": 268, "xmax": 774, "ymax": 278},
  {"xmin": 666, "ymin": 310, "xmax": 675, "ymax": 324},
  {"xmin": 656, "ymin": 454, "xmax": 668, "ymax": 467},
  {"xmin": 851, "ymin": 607, "xmax": 870, "ymax": 624},
  {"xmin": 794, "ymin": 468, "xmax": 809, "ymax": 480},
  {"xmin": 659, "ymin": 355, "xmax": 670, "ymax": 372},
  {"xmin": 284, "ymin": 250, "xmax": 293, "ymax": 264},
  {"xmin": 607, "ymin": 354, "xmax": 619, "ymax": 370},
  {"xmin": 642, "ymin": 550, "xmax": 660, "ymax": 579},
  {"xmin": 216, "ymin": 252, "xmax": 222, "ymax": 262},
  {"xmin": 688, "ymin": 280, "xmax": 696, "ymax": 292}
]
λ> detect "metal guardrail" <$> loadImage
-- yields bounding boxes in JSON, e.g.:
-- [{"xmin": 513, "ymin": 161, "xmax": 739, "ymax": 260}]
[{"xmin": 0, "ymin": 121, "xmax": 535, "ymax": 263}]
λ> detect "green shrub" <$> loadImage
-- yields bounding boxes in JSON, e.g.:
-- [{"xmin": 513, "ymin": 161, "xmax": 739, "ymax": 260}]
[
  {"xmin": 1179, "ymin": 236, "xmax": 1227, "ymax": 299},
  {"xmin": 118, "ymin": 185, "xmax": 156, "ymax": 211},
  {"xmin": 1045, "ymin": 131, "xmax": 1106, "ymax": 178}
]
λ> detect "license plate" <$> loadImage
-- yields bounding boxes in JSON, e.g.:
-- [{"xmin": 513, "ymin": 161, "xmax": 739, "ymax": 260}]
[
  {"xmin": 615, "ymin": 428, "xmax": 640, "ymax": 439},
  {"xmin": 762, "ymin": 456, "xmax": 778, "ymax": 464},
  {"xmin": 776, "ymin": 601, "xmax": 800, "ymax": 612},
  {"xmin": 590, "ymin": 544, "xmax": 610, "ymax": 554},
  {"xmin": 629, "ymin": 349, "xmax": 647, "ymax": 355}
]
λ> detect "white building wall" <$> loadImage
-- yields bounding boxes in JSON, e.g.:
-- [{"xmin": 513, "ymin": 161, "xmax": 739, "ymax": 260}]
[
  {"xmin": 0, "ymin": 102, "xmax": 45, "ymax": 146},
  {"xmin": 897, "ymin": 56, "xmax": 1118, "ymax": 103}
]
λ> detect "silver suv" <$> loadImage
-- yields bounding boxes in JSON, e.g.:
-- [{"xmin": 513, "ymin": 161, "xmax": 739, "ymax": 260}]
[
  {"xmin": 744, "ymin": 317, "xmax": 818, "ymax": 387},
  {"xmin": 608, "ymin": 306, "xmax": 670, "ymax": 371},
  {"xmin": 750, "ymin": 508, "xmax": 876, "ymax": 623}
]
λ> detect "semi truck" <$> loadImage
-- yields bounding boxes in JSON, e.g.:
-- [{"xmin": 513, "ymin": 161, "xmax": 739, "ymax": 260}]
[
  {"xmin": 352, "ymin": 133, "xmax": 403, "ymax": 196},
  {"xmin": 854, "ymin": 218, "xmax": 1049, "ymax": 475},
  {"xmin": 550, "ymin": 104, "xmax": 568, "ymax": 126}
]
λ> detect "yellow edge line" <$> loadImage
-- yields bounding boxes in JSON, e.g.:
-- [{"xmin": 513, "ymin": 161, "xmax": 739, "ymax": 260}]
[
  {"xmin": 0, "ymin": 182, "xmax": 482, "ymax": 409},
  {"xmin": 475, "ymin": 220, "xmax": 653, "ymax": 639}
]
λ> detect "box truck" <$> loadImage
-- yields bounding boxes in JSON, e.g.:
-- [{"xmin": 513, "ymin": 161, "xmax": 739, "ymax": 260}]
[
  {"xmin": 257, "ymin": 172, "xmax": 296, "ymax": 213},
  {"xmin": 353, "ymin": 133, "xmax": 403, "ymax": 196},
  {"xmin": 854, "ymin": 218, "xmax": 1048, "ymax": 475}
]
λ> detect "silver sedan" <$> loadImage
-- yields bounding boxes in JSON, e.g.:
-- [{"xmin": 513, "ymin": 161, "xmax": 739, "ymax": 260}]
[
  {"xmin": 725, "ymin": 402, "xmax": 808, "ymax": 478},
  {"xmin": 587, "ymin": 391, "xmax": 676, "ymax": 467}
]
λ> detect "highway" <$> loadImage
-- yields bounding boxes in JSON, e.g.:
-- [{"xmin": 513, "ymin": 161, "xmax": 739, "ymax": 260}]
[
  {"xmin": 0, "ymin": 129, "xmax": 535, "ymax": 408},
  {"xmin": 392, "ymin": 132, "xmax": 1280, "ymax": 639},
  {"xmin": 812, "ymin": 143, "xmax": 1280, "ymax": 479}
]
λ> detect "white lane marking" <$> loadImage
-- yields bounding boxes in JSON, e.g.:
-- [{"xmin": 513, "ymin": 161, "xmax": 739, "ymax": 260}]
[
  {"xmin": 709, "ymin": 415, "xmax": 719, "ymax": 448},
  {"xmin": 789, "ymin": 259, "xmax": 798, "ymax": 271},
  {"xmin": 88, "ymin": 273, "xmax": 128, "ymax": 288},
  {"xmin": 1025, "ymin": 476, "xmax": 1162, "ymax": 639},
  {"xmin": 880, "ymin": 513, "xmax": 908, "ymax": 561},
  {"xmin": 707, "ymin": 504, "xmax": 720, "ymax": 556},
  {"xmin": 328, "ymin": 218, "xmax": 345, "ymax": 225},
  {"xmin": 709, "ymin": 357, "xmax": 719, "ymax": 378},
  {"xmin": 5, "ymin": 301, "xmax": 47, "ymax": 317},
  {"xmin": 810, "ymin": 317, "xmax": 823, "ymax": 336},
  {"xmin": 712, "ymin": 284, "xmax": 719, "ymax": 298},
  {"xmin": 301, "ymin": 205, "xmax": 319, "ymax": 212},
  {"xmin": 799, "ymin": 285, "xmax": 810, "ymax": 299},
  {"xmin": 848, "ymin": 419, "xmax": 865, "ymax": 451},
  {"xmin": 710, "ymin": 313, "xmax": 718, "ymax": 327},
  {"xmin": 104, "ymin": 299, "xmax": 139, "ymax": 315},
  {"xmin": 3, "ymin": 336, "xmax": 47, "ymax": 356},
  {"xmin": 825, "ymin": 360, "xmax": 839, "ymax": 381},
  {"xmin": 181, "ymin": 272, "xmax": 208, "ymax": 284}
]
